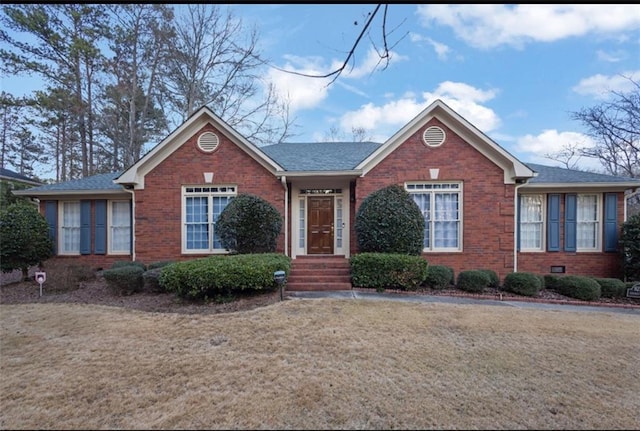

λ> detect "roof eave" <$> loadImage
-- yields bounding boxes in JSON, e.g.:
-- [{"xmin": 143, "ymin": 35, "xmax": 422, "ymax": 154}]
[
  {"xmin": 12, "ymin": 189, "xmax": 128, "ymax": 197},
  {"xmin": 281, "ymin": 170, "xmax": 364, "ymax": 178},
  {"xmin": 521, "ymin": 182, "xmax": 640, "ymax": 191}
]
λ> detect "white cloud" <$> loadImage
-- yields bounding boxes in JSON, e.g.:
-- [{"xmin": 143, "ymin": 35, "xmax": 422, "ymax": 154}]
[
  {"xmin": 416, "ymin": 5, "xmax": 640, "ymax": 49},
  {"xmin": 410, "ymin": 33, "xmax": 452, "ymax": 61},
  {"xmin": 572, "ymin": 70, "xmax": 640, "ymax": 99},
  {"xmin": 334, "ymin": 47, "xmax": 409, "ymax": 79},
  {"xmin": 338, "ymin": 81, "xmax": 501, "ymax": 141},
  {"xmin": 514, "ymin": 129, "xmax": 602, "ymax": 169}
]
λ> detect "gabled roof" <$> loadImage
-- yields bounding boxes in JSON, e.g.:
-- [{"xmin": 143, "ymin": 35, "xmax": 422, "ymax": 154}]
[
  {"xmin": 261, "ymin": 142, "xmax": 381, "ymax": 173},
  {"xmin": 523, "ymin": 163, "xmax": 640, "ymax": 190},
  {"xmin": 0, "ymin": 167, "xmax": 41, "ymax": 186},
  {"xmin": 356, "ymin": 99, "xmax": 535, "ymax": 184},
  {"xmin": 13, "ymin": 172, "xmax": 125, "ymax": 197},
  {"xmin": 115, "ymin": 106, "xmax": 284, "ymax": 189}
]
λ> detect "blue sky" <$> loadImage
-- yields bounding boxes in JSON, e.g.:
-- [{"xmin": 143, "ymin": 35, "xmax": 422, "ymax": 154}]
[
  {"xmin": 3, "ymin": 4, "xmax": 640, "ymax": 178},
  {"xmin": 239, "ymin": 4, "xmax": 640, "ymax": 171}
]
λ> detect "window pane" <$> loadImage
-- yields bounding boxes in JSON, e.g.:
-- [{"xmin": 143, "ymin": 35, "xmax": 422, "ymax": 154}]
[
  {"xmin": 577, "ymin": 195, "xmax": 598, "ymax": 249},
  {"xmin": 521, "ymin": 195, "xmax": 543, "ymax": 249},
  {"xmin": 412, "ymin": 193, "xmax": 430, "ymax": 248},
  {"xmin": 111, "ymin": 201, "xmax": 131, "ymax": 252},
  {"xmin": 61, "ymin": 202, "xmax": 80, "ymax": 253},
  {"xmin": 212, "ymin": 196, "xmax": 232, "ymax": 249},
  {"xmin": 434, "ymin": 193, "xmax": 458, "ymax": 248},
  {"xmin": 186, "ymin": 196, "xmax": 209, "ymax": 249}
]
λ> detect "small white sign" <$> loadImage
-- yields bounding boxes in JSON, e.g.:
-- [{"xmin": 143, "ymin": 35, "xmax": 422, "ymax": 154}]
[{"xmin": 35, "ymin": 272, "xmax": 46, "ymax": 283}]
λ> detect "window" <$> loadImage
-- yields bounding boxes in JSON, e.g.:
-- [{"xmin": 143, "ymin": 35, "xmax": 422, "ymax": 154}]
[
  {"xmin": 109, "ymin": 201, "xmax": 131, "ymax": 254},
  {"xmin": 577, "ymin": 194, "xmax": 599, "ymax": 251},
  {"xmin": 59, "ymin": 201, "xmax": 81, "ymax": 254},
  {"xmin": 182, "ymin": 186, "xmax": 236, "ymax": 253},
  {"xmin": 520, "ymin": 194, "xmax": 544, "ymax": 250},
  {"xmin": 406, "ymin": 182, "xmax": 461, "ymax": 251}
]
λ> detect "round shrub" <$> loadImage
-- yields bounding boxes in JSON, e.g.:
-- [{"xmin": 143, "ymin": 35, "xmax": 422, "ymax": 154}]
[
  {"xmin": 424, "ymin": 265, "xmax": 454, "ymax": 289},
  {"xmin": 147, "ymin": 260, "xmax": 175, "ymax": 270},
  {"xmin": 503, "ymin": 272, "xmax": 542, "ymax": 297},
  {"xmin": 102, "ymin": 266, "xmax": 144, "ymax": 296},
  {"xmin": 355, "ymin": 184, "xmax": 425, "ymax": 255},
  {"xmin": 594, "ymin": 277, "xmax": 626, "ymax": 298},
  {"xmin": 555, "ymin": 275, "xmax": 601, "ymax": 301},
  {"xmin": 142, "ymin": 267, "xmax": 165, "ymax": 293},
  {"xmin": 477, "ymin": 269, "xmax": 500, "ymax": 288},
  {"xmin": 456, "ymin": 270, "xmax": 490, "ymax": 293},
  {"xmin": 217, "ymin": 194, "xmax": 282, "ymax": 254},
  {"xmin": 620, "ymin": 213, "xmax": 640, "ymax": 281}
]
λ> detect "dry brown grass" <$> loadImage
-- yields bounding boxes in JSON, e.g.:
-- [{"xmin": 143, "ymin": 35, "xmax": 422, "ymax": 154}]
[{"xmin": 1, "ymin": 298, "xmax": 639, "ymax": 430}]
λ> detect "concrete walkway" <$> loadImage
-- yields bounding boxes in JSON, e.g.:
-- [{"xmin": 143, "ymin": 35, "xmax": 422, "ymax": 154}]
[{"xmin": 285, "ymin": 290, "xmax": 640, "ymax": 316}]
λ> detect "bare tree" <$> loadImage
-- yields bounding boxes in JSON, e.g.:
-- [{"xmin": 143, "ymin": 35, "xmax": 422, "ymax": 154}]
[
  {"xmin": 266, "ymin": 4, "xmax": 409, "ymax": 86},
  {"xmin": 161, "ymin": 4, "xmax": 295, "ymax": 146},
  {"xmin": 571, "ymin": 77, "xmax": 639, "ymax": 178}
]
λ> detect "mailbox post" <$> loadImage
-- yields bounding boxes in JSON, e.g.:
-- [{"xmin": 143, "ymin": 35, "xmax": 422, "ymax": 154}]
[
  {"xmin": 274, "ymin": 270, "xmax": 287, "ymax": 301},
  {"xmin": 35, "ymin": 272, "xmax": 46, "ymax": 297}
]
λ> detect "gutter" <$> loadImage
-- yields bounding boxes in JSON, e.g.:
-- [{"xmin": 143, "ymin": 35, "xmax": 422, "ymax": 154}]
[{"xmin": 280, "ymin": 176, "xmax": 288, "ymax": 256}]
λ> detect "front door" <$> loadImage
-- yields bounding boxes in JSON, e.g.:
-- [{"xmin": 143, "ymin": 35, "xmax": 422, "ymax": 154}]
[{"xmin": 308, "ymin": 196, "xmax": 334, "ymax": 254}]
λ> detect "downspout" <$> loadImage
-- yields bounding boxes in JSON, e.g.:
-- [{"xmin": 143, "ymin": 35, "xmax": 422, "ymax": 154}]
[
  {"xmin": 513, "ymin": 179, "xmax": 528, "ymax": 273},
  {"xmin": 281, "ymin": 175, "xmax": 288, "ymax": 256},
  {"xmin": 124, "ymin": 185, "xmax": 136, "ymax": 262}
]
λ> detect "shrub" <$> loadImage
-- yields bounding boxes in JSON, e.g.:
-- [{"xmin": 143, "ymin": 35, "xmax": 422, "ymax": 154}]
[
  {"xmin": 111, "ymin": 260, "xmax": 147, "ymax": 271},
  {"xmin": 555, "ymin": 275, "xmax": 601, "ymax": 301},
  {"xmin": 0, "ymin": 203, "xmax": 53, "ymax": 280},
  {"xmin": 147, "ymin": 260, "xmax": 175, "ymax": 270},
  {"xmin": 477, "ymin": 269, "xmax": 500, "ymax": 288},
  {"xmin": 354, "ymin": 184, "xmax": 425, "ymax": 255},
  {"xmin": 159, "ymin": 253, "xmax": 291, "ymax": 300},
  {"xmin": 593, "ymin": 277, "xmax": 627, "ymax": 298},
  {"xmin": 350, "ymin": 253, "xmax": 428, "ymax": 291},
  {"xmin": 544, "ymin": 274, "xmax": 561, "ymax": 290},
  {"xmin": 620, "ymin": 213, "xmax": 640, "ymax": 281},
  {"xmin": 424, "ymin": 265, "xmax": 454, "ymax": 289},
  {"xmin": 142, "ymin": 267, "xmax": 165, "ymax": 293},
  {"xmin": 456, "ymin": 270, "xmax": 490, "ymax": 293},
  {"xmin": 217, "ymin": 194, "xmax": 282, "ymax": 254},
  {"xmin": 102, "ymin": 266, "xmax": 144, "ymax": 296},
  {"xmin": 503, "ymin": 272, "xmax": 542, "ymax": 297}
]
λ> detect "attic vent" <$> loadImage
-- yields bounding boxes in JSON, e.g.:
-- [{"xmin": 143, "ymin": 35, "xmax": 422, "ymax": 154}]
[
  {"xmin": 423, "ymin": 126, "xmax": 445, "ymax": 147},
  {"xmin": 197, "ymin": 132, "xmax": 220, "ymax": 152}
]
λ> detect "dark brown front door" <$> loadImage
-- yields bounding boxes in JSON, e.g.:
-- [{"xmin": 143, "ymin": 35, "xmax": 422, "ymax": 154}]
[{"xmin": 308, "ymin": 196, "xmax": 334, "ymax": 254}]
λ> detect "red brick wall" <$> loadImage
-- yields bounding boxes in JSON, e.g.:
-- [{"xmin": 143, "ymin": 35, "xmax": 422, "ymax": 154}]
[
  {"xmin": 517, "ymin": 191, "xmax": 625, "ymax": 278},
  {"xmin": 133, "ymin": 124, "xmax": 285, "ymax": 264},
  {"xmin": 352, "ymin": 118, "xmax": 518, "ymax": 281}
]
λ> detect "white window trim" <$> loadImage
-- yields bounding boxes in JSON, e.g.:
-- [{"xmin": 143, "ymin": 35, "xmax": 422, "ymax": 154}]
[
  {"xmin": 108, "ymin": 200, "xmax": 131, "ymax": 255},
  {"xmin": 58, "ymin": 200, "xmax": 81, "ymax": 255},
  {"xmin": 519, "ymin": 194, "xmax": 546, "ymax": 252},
  {"xmin": 181, "ymin": 185, "xmax": 237, "ymax": 254},
  {"xmin": 576, "ymin": 193, "xmax": 601, "ymax": 252},
  {"xmin": 405, "ymin": 181, "xmax": 463, "ymax": 252}
]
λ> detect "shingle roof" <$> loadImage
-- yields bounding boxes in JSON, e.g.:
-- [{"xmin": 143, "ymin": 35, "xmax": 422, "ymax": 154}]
[
  {"xmin": 16, "ymin": 172, "xmax": 123, "ymax": 193},
  {"xmin": 261, "ymin": 142, "xmax": 382, "ymax": 171},
  {"xmin": 0, "ymin": 167, "xmax": 40, "ymax": 184},
  {"xmin": 526, "ymin": 163, "xmax": 640, "ymax": 184}
]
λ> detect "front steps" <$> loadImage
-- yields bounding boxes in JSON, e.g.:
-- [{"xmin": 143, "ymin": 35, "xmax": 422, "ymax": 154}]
[{"xmin": 286, "ymin": 255, "xmax": 352, "ymax": 291}]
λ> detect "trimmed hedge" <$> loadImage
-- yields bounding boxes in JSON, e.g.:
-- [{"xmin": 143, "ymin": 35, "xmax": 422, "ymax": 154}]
[
  {"xmin": 477, "ymin": 269, "xmax": 500, "ymax": 288},
  {"xmin": 217, "ymin": 194, "xmax": 282, "ymax": 254},
  {"xmin": 159, "ymin": 253, "xmax": 291, "ymax": 300},
  {"xmin": 555, "ymin": 275, "xmax": 601, "ymax": 301},
  {"xmin": 503, "ymin": 272, "xmax": 541, "ymax": 297},
  {"xmin": 350, "ymin": 253, "xmax": 428, "ymax": 291},
  {"xmin": 593, "ymin": 277, "xmax": 626, "ymax": 298},
  {"xmin": 354, "ymin": 184, "xmax": 425, "ymax": 255},
  {"xmin": 424, "ymin": 265, "xmax": 454, "ymax": 289},
  {"xmin": 103, "ymin": 266, "xmax": 144, "ymax": 296},
  {"xmin": 456, "ymin": 270, "xmax": 490, "ymax": 293},
  {"xmin": 111, "ymin": 260, "xmax": 147, "ymax": 271}
]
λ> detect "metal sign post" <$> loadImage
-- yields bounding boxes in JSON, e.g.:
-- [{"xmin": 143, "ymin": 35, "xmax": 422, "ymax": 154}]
[{"xmin": 35, "ymin": 272, "xmax": 46, "ymax": 297}]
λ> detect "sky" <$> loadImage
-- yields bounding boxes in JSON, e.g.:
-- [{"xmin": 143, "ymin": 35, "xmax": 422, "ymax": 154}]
[
  {"xmin": 2, "ymin": 4, "xmax": 640, "ymax": 178},
  {"xmin": 240, "ymin": 4, "xmax": 640, "ymax": 172}
]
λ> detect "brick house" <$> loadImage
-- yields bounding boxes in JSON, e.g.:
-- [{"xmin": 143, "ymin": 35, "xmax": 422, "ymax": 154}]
[{"xmin": 15, "ymin": 99, "xmax": 640, "ymax": 287}]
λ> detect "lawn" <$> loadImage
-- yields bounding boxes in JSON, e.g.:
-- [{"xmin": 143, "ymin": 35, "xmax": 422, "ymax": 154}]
[{"xmin": 1, "ymin": 298, "xmax": 639, "ymax": 430}]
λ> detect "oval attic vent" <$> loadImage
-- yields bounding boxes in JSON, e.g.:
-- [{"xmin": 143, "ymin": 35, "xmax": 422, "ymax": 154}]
[
  {"xmin": 422, "ymin": 126, "xmax": 446, "ymax": 147},
  {"xmin": 198, "ymin": 132, "xmax": 220, "ymax": 152}
]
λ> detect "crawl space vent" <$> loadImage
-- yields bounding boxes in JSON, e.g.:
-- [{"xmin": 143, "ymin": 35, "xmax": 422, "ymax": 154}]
[
  {"xmin": 422, "ymin": 126, "xmax": 446, "ymax": 147},
  {"xmin": 197, "ymin": 132, "xmax": 220, "ymax": 152}
]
